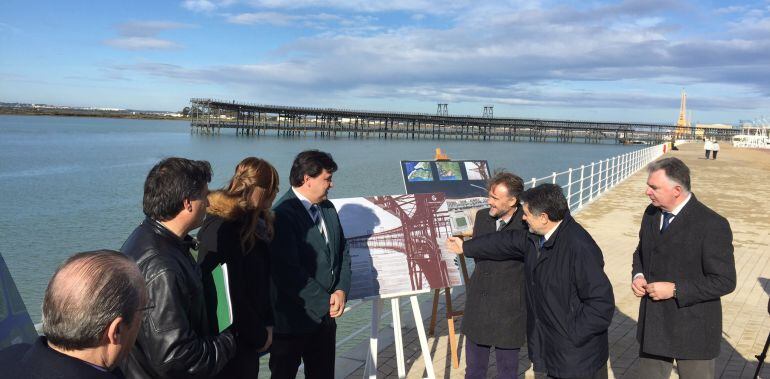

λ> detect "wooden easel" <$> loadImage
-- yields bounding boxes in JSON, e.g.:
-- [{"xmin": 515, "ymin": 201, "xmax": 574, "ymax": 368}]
[{"xmin": 427, "ymin": 254, "xmax": 471, "ymax": 368}]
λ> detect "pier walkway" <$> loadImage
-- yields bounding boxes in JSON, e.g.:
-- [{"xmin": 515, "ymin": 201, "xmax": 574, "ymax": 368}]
[{"xmin": 341, "ymin": 143, "xmax": 770, "ymax": 378}]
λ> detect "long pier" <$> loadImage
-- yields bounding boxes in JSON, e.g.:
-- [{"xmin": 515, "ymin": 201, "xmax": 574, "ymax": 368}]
[{"xmin": 189, "ymin": 98, "xmax": 737, "ymax": 143}]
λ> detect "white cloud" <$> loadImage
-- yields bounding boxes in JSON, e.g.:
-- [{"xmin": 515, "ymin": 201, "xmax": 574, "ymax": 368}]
[
  {"xmin": 244, "ymin": 0, "xmax": 473, "ymax": 14},
  {"xmin": 117, "ymin": 21, "xmax": 194, "ymax": 37},
  {"xmin": 135, "ymin": 1, "xmax": 770, "ymax": 114},
  {"xmin": 105, "ymin": 20, "xmax": 192, "ymax": 51},
  {"xmin": 182, "ymin": 0, "xmax": 227, "ymax": 12},
  {"xmin": 104, "ymin": 37, "xmax": 182, "ymax": 50},
  {"xmin": 228, "ymin": 12, "xmax": 291, "ymax": 25}
]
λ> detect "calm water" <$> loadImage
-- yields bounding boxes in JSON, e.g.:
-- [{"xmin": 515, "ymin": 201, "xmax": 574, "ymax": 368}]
[{"xmin": 0, "ymin": 115, "xmax": 640, "ymax": 325}]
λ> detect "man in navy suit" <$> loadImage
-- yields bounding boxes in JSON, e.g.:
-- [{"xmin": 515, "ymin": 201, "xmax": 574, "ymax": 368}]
[
  {"xmin": 631, "ymin": 157, "xmax": 735, "ymax": 378},
  {"xmin": 269, "ymin": 150, "xmax": 351, "ymax": 379},
  {"xmin": 448, "ymin": 184, "xmax": 614, "ymax": 379}
]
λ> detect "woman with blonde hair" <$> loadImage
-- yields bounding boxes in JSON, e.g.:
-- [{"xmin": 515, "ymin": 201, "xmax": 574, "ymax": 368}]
[{"xmin": 197, "ymin": 157, "xmax": 279, "ymax": 378}]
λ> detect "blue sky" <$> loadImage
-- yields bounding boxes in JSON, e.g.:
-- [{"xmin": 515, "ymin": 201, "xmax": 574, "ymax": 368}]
[{"xmin": 1, "ymin": 0, "xmax": 768, "ymax": 123}]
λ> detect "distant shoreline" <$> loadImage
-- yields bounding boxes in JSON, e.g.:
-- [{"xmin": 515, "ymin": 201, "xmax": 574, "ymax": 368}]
[{"xmin": 0, "ymin": 108, "xmax": 188, "ymax": 121}]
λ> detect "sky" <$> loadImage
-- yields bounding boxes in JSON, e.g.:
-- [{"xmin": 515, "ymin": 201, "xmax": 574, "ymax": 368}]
[{"xmin": 1, "ymin": 0, "xmax": 769, "ymax": 124}]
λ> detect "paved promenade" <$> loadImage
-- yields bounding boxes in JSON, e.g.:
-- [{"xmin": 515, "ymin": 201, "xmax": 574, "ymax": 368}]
[{"xmin": 344, "ymin": 143, "xmax": 770, "ymax": 378}]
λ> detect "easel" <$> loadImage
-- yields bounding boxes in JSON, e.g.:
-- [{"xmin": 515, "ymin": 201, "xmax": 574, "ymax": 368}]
[
  {"xmin": 427, "ymin": 254, "xmax": 471, "ymax": 368},
  {"xmin": 364, "ymin": 291, "xmax": 435, "ymax": 379}
]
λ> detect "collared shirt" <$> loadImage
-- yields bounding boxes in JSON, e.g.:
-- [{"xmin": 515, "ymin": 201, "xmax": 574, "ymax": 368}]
[
  {"xmin": 542, "ymin": 220, "xmax": 563, "ymax": 244},
  {"xmin": 634, "ymin": 193, "xmax": 692, "ymax": 280},
  {"xmin": 495, "ymin": 211, "xmax": 515, "ymax": 231},
  {"xmin": 292, "ymin": 187, "xmax": 328, "ymax": 243},
  {"xmin": 659, "ymin": 193, "xmax": 692, "ymax": 230}
]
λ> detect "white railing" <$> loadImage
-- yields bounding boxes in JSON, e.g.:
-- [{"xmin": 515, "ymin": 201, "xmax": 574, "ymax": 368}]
[{"xmin": 525, "ymin": 143, "xmax": 667, "ymax": 213}]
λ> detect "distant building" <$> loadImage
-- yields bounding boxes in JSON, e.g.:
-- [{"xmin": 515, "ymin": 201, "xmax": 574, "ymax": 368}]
[{"xmin": 694, "ymin": 123, "xmax": 733, "ymax": 138}]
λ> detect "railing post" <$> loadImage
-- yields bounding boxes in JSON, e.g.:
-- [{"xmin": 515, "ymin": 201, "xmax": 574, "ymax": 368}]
[
  {"xmin": 530, "ymin": 178, "xmax": 537, "ymax": 189},
  {"xmin": 605, "ymin": 158, "xmax": 610, "ymax": 191},
  {"xmin": 551, "ymin": 172, "xmax": 557, "ymax": 184},
  {"xmin": 610, "ymin": 157, "xmax": 616, "ymax": 187},
  {"xmin": 566, "ymin": 168, "xmax": 573, "ymax": 210},
  {"xmin": 589, "ymin": 162, "xmax": 595, "ymax": 201},
  {"xmin": 578, "ymin": 165, "xmax": 585, "ymax": 209}
]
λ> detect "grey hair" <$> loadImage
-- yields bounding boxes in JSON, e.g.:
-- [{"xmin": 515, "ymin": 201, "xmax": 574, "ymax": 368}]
[
  {"xmin": 42, "ymin": 250, "xmax": 145, "ymax": 350},
  {"xmin": 646, "ymin": 157, "xmax": 691, "ymax": 192}
]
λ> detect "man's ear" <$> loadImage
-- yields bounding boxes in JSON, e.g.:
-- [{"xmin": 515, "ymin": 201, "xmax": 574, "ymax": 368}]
[
  {"xmin": 672, "ymin": 185, "xmax": 683, "ymax": 198},
  {"xmin": 182, "ymin": 198, "xmax": 193, "ymax": 212},
  {"xmin": 302, "ymin": 174, "xmax": 311, "ymax": 187},
  {"xmin": 105, "ymin": 317, "xmax": 124, "ymax": 345}
]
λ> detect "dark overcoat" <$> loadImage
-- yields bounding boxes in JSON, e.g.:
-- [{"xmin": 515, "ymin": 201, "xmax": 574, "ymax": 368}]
[
  {"xmin": 464, "ymin": 214, "xmax": 614, "ymax": 378},
  {"xmin": 269, "ymin": 189, "xmax": 352, "ymax": 334},
  {"xmin": 632, "ymin": 195, "xmax": 736, "ymax": 359},
  {"xmin": 0, "ymin": 337, "xmax": 125, "ymax": 379},
  {"xmin": 462, "ymin": 207, "xmax": 527, "ymax": 348}
]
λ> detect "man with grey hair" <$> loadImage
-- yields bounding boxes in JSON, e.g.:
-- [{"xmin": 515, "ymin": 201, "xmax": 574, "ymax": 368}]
[
  {"xmin": 632, "ymin": 157, "xmax": 736, "ymax": 378},
  {"xmin": 0, "ymin": 250, "xmax": 147, "ymax": 378}
]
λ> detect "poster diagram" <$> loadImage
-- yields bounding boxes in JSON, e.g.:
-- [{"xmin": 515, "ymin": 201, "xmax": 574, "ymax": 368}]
[{"xmin": 331, "ymin": 193, "xmax": 464, "ymax": 300}]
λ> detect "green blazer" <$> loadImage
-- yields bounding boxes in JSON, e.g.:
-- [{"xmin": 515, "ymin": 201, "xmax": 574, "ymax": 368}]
[{"xmin": 269, "ymin": 189, "xmax": 352, "ymax": 333}]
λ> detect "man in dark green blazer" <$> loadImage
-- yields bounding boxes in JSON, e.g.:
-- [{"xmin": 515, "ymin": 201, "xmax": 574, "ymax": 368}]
[{"xmin": 269, "ymin": 150, "xmax": 351, "ymax": 379}]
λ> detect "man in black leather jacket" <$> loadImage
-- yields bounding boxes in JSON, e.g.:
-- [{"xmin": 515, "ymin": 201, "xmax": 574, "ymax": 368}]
[{"xmin": 120, "ymin": 157, "xmax": 237, "ymax": 378}]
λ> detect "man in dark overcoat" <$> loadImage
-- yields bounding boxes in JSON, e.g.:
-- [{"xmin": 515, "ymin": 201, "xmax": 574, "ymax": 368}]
[
  {"xmin": 269, "ymin": 150, "xmax": 351, "ymax": 378},
  {"xmin": 463, "ymin": 172, "xmax": 528, "ymax": 379},
  {"xmin": 448, "ymin": 184, "xmax": 614, "ymax": 379},
  {"xmin": 631, "ymin": 157, "xmax": 736, "ymax": 378},
  {"xmin": 0, "ymin": 250, "xmax": 147, "ymax": 379}
]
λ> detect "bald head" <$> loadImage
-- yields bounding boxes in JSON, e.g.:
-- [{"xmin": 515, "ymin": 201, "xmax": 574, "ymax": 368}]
[{"xmin": 42, "ymin": 250, "xmax": 146, "ymax": 350}]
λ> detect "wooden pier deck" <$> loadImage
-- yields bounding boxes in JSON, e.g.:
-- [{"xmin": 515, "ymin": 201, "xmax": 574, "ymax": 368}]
[{"xmin": 339, "ymin": 142, "xmax": 770, "ymax": 378}]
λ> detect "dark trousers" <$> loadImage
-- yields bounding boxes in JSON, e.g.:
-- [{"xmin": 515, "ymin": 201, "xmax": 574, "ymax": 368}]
[
  {"xmin": 638, "ymin": 352, "xmax": 714, "ymax": 379},
  {"xmin": 705, "ymin": 150, "xmax": 711, "ymax": 159},
  {"xmin": 543, "ymin": 363, "xmax": 607, "ymax": 379},
  {"xmin": 464, "ymin": 339, "xmax": 519, "ymax": 379},
  {"xmin": 269, "ymin": 316, "xmax": 336, "ymax": 379},
  {"xmin": 712, "ymin": 151, "xmax": 718, "ymax": 160}
]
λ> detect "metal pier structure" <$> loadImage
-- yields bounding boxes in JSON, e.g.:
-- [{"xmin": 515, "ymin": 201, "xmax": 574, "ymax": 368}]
[{"xmin": 189, "ymin": 99, "xmax": 736, "ymax": 143}]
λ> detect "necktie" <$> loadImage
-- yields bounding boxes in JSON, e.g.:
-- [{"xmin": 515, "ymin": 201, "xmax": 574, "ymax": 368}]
[
  {"xmin": 661, "ymin": 211, "xmax": 673, "ymax": 233},
  {"xmin": 539, "ymin": 236, "xmax": 546, "ymax": 248},
  {"xmin": 310, "ymin": 205, "xmax": 325, "ymax": 238},
  {"xmin": 496, "ymin": 219, "xmax": 507, "ymax": 232}
]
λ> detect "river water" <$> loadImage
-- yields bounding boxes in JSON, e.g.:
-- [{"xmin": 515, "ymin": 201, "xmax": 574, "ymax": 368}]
[{"xmin": 0, "ymin": 115, "xmax": 640, "ymax": 362}]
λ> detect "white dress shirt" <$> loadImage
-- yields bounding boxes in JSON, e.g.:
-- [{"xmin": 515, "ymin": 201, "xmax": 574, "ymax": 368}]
[{"xmin": 292, "ymin": 187, "xmax": 328, "ymax": 243}]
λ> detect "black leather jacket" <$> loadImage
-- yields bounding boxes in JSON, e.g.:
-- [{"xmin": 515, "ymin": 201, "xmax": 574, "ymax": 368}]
[{"xmin": 120, "ymin": 218, "xmax": 236, "ymax": 379}]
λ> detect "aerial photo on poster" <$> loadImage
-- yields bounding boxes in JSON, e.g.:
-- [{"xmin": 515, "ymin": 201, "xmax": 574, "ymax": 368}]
[
  {"xmin": 436, "ymin": 161, "xmax": 463, "ymax": 181},
  {"xmin": 404, "ymin": 161, "xmax": 434, "ymax": 182}
]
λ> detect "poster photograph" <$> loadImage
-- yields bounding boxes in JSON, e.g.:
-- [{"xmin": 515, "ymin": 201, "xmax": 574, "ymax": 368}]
[
  {"xmin": 404, "ymin": 161, "xmax": 434, "ymax": 182},
  {"xmin": 464, "ymin": 161, "xmax": 490, "ymax": 181},
  {"xmin": 436, "ymin": 161, "xmax": 462, "ymax": 181},
  {"xmin": 331, "ymin": 193, "xmax": 464, "ymax": 300}
]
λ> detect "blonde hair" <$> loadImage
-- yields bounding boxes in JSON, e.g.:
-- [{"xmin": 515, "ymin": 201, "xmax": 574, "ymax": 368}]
[{"xmin": 226, "ymin": 157, "xmax": 279, "ymax": 253}]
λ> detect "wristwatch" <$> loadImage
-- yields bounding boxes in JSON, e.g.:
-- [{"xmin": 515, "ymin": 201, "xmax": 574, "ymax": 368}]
[{"xmin": 673, "ymin": 283, "xmax": 677, "ymax": 298}]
